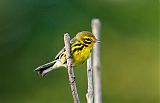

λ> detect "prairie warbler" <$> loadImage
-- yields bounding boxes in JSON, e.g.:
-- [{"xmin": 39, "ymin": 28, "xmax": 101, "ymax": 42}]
[{"xmin": 35, "ymin": 31, "xmax": 98, "ymax": 76}]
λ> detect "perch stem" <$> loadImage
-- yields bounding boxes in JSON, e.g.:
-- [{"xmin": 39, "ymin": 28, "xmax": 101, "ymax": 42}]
[
  {"xmin": 92, "ymin": 19, "xmax": 102, "ymax": 103},
  {"xmin": 64, "ymin": 33, "xmax": 80, "ymax": 103},
  {"xmin": 86, "ymin": 53, "xmax": 94, "ymax": 103}
]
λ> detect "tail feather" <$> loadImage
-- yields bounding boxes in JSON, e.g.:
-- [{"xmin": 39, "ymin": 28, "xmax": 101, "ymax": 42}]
[{"xmin": 34, "ymin": 60, "xmax": 56, "ymax": 77}]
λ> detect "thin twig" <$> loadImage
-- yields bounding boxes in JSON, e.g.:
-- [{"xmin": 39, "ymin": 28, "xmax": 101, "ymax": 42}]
[
  {"xmin": 86, "ymin": 53, "xmax": 94, "ymax": 103},
  {"xmin": 64, "ymin": 33, "xmax": 80, "ymax": 103},
  {"xmin": 92, "ymin": 19, "xmax": 102, "ymax": 103}
]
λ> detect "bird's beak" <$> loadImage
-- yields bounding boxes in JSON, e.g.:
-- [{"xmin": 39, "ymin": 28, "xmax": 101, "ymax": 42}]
[{"xmin": 94, "ymin": 39, "xmax": 101, "ymax": 43}]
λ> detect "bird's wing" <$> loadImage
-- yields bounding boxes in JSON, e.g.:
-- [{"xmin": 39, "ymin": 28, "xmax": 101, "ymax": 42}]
[
  {"xmin": 55, "ymin": 48, "xmax": 65, "ymax": 60},
  {"xmin": 55, "ymin": 36, "xmax": 76, "ymax": 60},
  {"xmin": 70, "ymin": 36, "xmax": 77, "ymax": 44}
]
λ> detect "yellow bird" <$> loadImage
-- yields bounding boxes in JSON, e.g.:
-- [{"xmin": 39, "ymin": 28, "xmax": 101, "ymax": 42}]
[{"xmin": 35, "ymin": 31, "xmax": 98, "ymax": 76}]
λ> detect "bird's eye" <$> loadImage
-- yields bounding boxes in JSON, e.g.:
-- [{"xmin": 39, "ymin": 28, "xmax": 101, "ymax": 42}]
[{"xmin": 85, "ymin": 38, "xmax": 90, "ymax": 41}]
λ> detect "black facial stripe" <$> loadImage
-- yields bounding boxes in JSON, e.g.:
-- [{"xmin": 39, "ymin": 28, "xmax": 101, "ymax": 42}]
[
  {"xmin": 72, "ymin": 45, "xmax": 84, "ymax": 54},
  {"xmin": 86, "ymin": 38, "xmax": 90, "ymax": 41},
  {"xmin": 83, "ymin": 43, "xmax": 88, "ymax": 47},
  {"xmin": 84, "ymin": 41, "xmax": 92, "ymax": 44},
  {"xmin": 73, "ymin": 43, "xmax": 81, "ymax": 46}
]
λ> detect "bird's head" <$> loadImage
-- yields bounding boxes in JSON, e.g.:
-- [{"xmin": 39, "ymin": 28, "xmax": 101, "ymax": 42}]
[{"xmin": 76, "ymin": 31, "xmax": 98, "ymax": 47}]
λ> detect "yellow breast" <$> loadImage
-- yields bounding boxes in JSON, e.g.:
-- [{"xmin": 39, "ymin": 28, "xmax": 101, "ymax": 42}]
[{"xmin": 72, "ymin": 46, "xmax": 91, "ymax": 66}]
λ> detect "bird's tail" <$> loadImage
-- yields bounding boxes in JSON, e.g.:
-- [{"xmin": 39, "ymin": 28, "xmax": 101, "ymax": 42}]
[{"xmin": 34, "ymin": 60, "xmax": 57, "ymax": 77}]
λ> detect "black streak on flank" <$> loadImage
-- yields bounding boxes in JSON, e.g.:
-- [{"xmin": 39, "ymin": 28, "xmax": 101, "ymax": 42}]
[{"xmin": 64, "ymin": 60, "xmax": 67, "ymax": 64}]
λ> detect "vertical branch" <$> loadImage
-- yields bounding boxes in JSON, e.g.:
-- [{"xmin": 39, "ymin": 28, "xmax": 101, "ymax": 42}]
[
  {"xmin": 92, "ymin": 19, "xmax": 102, "ymax": 103},
  {"xmin": 86, "ymin": 53, "xmax": 94, "ymax": 103},
  {"xmin": 64, "ymin": 33, "xmax": 80, "ymax": 103}
]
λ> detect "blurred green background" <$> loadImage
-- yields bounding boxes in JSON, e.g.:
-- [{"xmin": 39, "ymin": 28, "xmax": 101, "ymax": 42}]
[{"xmin": 0, "ymin": 0, "xmax": 158, "ymax": 103}]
